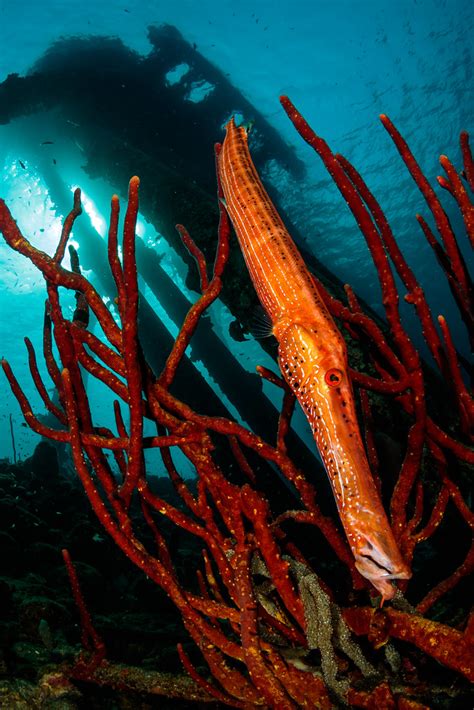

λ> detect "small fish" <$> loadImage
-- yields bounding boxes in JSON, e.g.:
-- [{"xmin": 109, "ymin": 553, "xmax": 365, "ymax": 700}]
[
  {"xmin": 18, "ymin": 160, "xmax": 26, "ymax": 169},
  {"xmin": 41, "ymin": 140, "xmax": 54, "ymax": 145},
  {"xmin": 218, "ymin": 118, "xmax": 411, "ymax": 601}
]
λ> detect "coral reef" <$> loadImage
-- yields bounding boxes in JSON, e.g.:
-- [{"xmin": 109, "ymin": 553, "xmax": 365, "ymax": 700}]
[{"xmin": 0, "ymin": 99, "xmax": 472, "ymax": 707}]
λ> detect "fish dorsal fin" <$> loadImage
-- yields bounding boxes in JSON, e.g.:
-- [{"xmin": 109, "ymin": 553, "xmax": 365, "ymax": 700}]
[{"xmin": 249, "ymin": 306, "xmax": 274, "ymax": 339}]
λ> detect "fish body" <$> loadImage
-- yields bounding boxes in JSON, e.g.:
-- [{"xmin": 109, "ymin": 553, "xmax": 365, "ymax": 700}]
[{"xmin": 218, "ymin": 118, "xmax": 410, "ymax": 600}]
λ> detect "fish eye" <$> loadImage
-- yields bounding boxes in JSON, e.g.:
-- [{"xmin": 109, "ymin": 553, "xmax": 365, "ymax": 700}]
[{"xmin": 324, "ymin": 368, "xmax": 343, "ymax": 387}]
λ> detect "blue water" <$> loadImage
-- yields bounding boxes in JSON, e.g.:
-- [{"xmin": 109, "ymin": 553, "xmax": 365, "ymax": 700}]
[{"xmin": 0, "ymin": 0, "xmax": 472, "ymax": 461}]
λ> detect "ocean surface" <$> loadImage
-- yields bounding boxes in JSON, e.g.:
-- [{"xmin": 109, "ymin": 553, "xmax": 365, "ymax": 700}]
[{"xmin": 0, "ymin": 0, "xmax": 472, "ymax": 462}]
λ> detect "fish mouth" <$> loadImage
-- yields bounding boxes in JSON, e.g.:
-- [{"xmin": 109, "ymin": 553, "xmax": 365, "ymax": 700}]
[
  {"xmin": 355, "ymin": 552, "xmax": 409, "ymax": 581},
  {"xmin": 354, "ymin": 537, "xmax": 411, "ymax": 600}
]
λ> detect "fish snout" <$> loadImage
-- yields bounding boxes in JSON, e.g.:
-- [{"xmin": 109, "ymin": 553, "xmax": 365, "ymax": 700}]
[{"xmin": 354, "ymin": 534, "xmax": 411, "ymax": 601}]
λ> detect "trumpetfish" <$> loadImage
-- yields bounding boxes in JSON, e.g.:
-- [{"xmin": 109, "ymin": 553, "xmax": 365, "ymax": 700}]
[{"xmin": 218, "ymin": 118, "xmax": 411, "ymax": 601}]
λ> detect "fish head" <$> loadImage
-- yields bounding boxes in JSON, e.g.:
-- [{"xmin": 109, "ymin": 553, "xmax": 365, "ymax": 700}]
[{"xmin": 277, "ymin": 321, "xmax": 411, "ymax": 600}]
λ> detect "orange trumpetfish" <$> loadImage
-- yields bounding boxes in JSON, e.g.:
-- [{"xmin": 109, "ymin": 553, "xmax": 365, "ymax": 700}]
[{"xmin": 218, "ymin": 118, "xmax": 411, "ymax": 601}]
